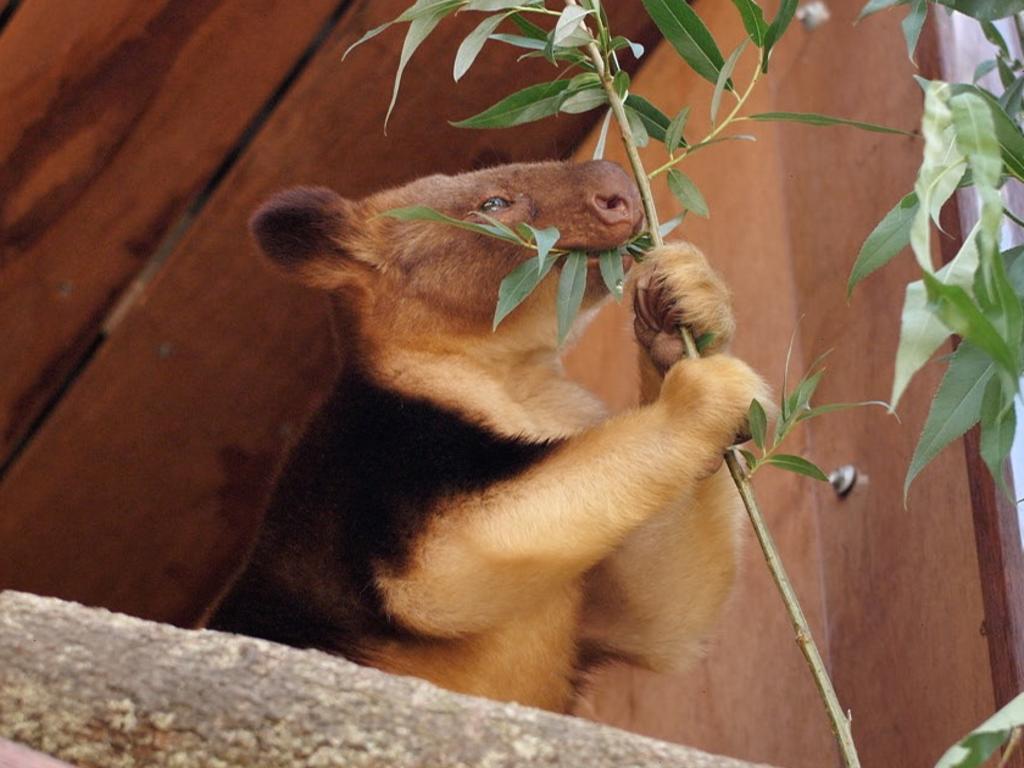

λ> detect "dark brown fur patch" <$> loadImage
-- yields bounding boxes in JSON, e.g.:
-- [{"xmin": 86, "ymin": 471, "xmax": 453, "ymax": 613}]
[{"xmin": 208, "ymin": 352, "xmax": 557, "ymax": 656}]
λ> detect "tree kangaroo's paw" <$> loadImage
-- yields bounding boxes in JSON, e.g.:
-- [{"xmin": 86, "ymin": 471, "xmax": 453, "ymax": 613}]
[
  {"xmin": 661, "ymin": 355, "xmax": 769, "ymax": 458},
  {"xmin": 629, "ymin": 243, "xmax": 736, "ymax": 373}
]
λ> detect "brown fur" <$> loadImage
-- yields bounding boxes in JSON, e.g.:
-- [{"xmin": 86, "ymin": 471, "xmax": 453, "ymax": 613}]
[{"xmin": 209, "ymin": 160, "xmax": 767, "ymax": 713}]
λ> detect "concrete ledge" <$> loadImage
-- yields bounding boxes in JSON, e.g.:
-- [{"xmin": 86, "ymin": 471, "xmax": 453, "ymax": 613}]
[{"xmin": 0, "ymin": 591, "xmax": 776, "ymax": 767}]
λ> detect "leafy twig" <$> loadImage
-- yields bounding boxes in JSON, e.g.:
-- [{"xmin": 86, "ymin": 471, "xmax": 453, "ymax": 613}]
[{"xmin": 568, "ymin": 4, "xmax": 862, "ymax": 766}]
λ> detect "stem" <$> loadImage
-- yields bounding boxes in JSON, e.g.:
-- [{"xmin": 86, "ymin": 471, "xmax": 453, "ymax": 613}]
[
  {"xmin": 647, "ymin": 66, "xmax": 762, "ymax": 180},
  {"xmin": 570, "ymin": 6, "xmax": 862, "ymax": 766},
  {"xmin": 726, "ymin": 452, "xmax": 860, "ymax": 767}
]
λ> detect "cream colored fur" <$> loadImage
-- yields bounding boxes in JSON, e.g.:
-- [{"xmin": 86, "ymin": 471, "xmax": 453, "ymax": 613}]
[{"xmin": 369, "ymin": 243, "xmax": 767, "ymax": 711}]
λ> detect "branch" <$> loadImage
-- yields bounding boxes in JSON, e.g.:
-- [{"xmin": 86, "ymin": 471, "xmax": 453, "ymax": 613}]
[
  {"xmin": 0, "ymin": 591, "xmax": 778, "ymax": 768},
  {"xmin": 568, "ymin": 5, "xmax": 862, "ymax": 766}
]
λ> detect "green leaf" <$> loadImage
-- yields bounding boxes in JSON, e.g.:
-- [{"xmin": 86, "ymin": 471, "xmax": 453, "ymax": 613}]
[
  {"xmin": 613, "ymin": 70, "xmax": 630, "ymax": 99},
  {"xmin": 598, "ymin": 249, "xmax": 625, "ymax": 299},
  {"xmin": 905, "ymin": 342, "xmax": 994, "ymax": 499},
  {"xmin": 748, "ymin": 399, "xmax": 767, "ymax": 449},
  {"xmin": 452, "ymin": 80, "xmax": 572, "ymax": 128},
  {"xmin": 711, "ymin": 41, "xmax": 747, "ymax": 125},
  {"xmin": 951, "ymin": 91, "xmax": 1005, "ymax": 190},
  {"xmin": 593, "ymin": 109, "xmax": 612, "ymax": 160},
  {"xmin": 911, "ymin": 82, "xmax": 964, "ymax": 272},
  {"xmin": 522, "ymin": 224, "xmax": 560, "ymax": 277},
  {"xmin": 553, "ymin": 6, "xmax": 592, "ymax": 46},
  {"xmin": 609, "ymin": 35, "xmax": 646, "ymax": 58},
  {"xmin": 624, "ymin": 105, "xmax": 650, "ymax": 148},
  {"xmin": 641, "ymin": 0, "xmax": 725, "ymax": 84},
  {"xmin": 493, "ymin": 253, "xmax": 559, "ymax": 329},
  {"xmin": 343, "ymin": 19, "xmax": 398, "ymax": 60},
  {"xmin": 490, "ymin": 33, "xmax": 545, "ymax": 50},
  {"xmin": 557, "ymin": 252, "xmax": 588, "ymax": 344},
  {"xmin": 463, "ymin": 0, "xmax": 529, "ymax": 9},
  {"xmin": 949, "ymin": 84, "xmax": 1024, "ymax": 182},
  {"xmin": 999, "ymin": 74, "xmax": 1024, "ymax": 118},
  {"xmin": 857, "ymin": 0, "xmax": 907, "ymax": 21},
  {"xmin": 848, "ymin": 192, "xmax": 919, "ymax": 296},
  {"xmin": 667, "ymin": 169, "xmax": 709, "ymax": 218},
  {"xmin": 761, "ymin": 0, "xmax": 797, "ymax": 71},
  {"xmin": 665, "ymin": 106, "xmax": 690, "ymax": 153},
  {"xmin": 623, "ymin": 95, "xmax": 670, "ymax": 143},
  {"xmin": 973, "ymin": 59, "xmax": 998, "ymax": 83},
  {"xmin": 560, "ymin": 86, "xmax": 607, "ymax": 114},
  {"xmin": 385, "ymin": 1, "xmax": 464, "ymax": 129},
  {"xmin": 746, "ymin": 111, "xmax": 910, "ymax": 135},
  {"xmin": 510, "ymin": 10, "xmax": 547, "ymax": 38},
  {"xmin": 659, "ymin": 211, "xmax": 687, "ymax": 238},
  {"xmin": 934, "ymin": 0, "xmax": 1024, "ymax": 21},
  {"xmin": 923, "ymin": 272, "xmax": 1017, "ymax": 375},
  {"xmin": 764, "ymin": 454, "xmax": 829, "ymax": 481},
  {"xmin": 454, "ymin": 13, "xmax": 507, "ymax": 81},
  {"xmin": 695, "ymin": 331, "xmax": 716, "ymax": 352},
  {"xmin": 381, "ymin": 205, "xmax": 520, "ymax": 241},
  {"xmin": 934, "ymin": 691, "xmax": 1024, "ymax": 768},
  {"xmin": 732, "ymin": 0, "xmax": 768, "ymax": 46},
  {"xmin": 796, "ymin": 400, "xmax": 891, "ymax": 422},
  {"xmin": 789, "ymin": 369, "xmax": 825, "ymax": 417},
  {"xmin": 980, "ymin": 376, "xmax": 1016, "ymax": 496},
  {"xmin": 901, "ymin": 0, "xmax": 927, "ymax": 60},
  {"xmin": 739, "ymin": 448, "xmax": 758, "ymax": 471},
  {"xmin": 950, "ymin": 90, "xmax": 1006, "ymax": 265},
  {"xmin": 981, "ymin": 19, "xmax": 1011, "ymax": 54},
  {"xmin": 891, "ymin": 224, "xmax": 981, "ymax": 410}
]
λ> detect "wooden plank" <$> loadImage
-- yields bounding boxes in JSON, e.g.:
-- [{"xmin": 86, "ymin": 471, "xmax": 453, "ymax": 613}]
[
  {"xmin": 0, "ymin": 0, "xmax": 657, "ymax": 626},
  {"xmin": 0, "ymin": 0, "xmax": 340, "ymax": 466},
  {"xmin": 767, "ymin": 8, "xmax": 997, "ymax": 767},
  {"xmin": 566, "ymin": 6, "xmax": 837, "ymax": 766}
]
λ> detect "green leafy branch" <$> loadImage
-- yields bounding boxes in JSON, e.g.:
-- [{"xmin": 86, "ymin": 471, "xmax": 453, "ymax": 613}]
[
  {"xmin": 849, "ymin": 1, "xmax": 1024, "ymax": 766},
  {"xmin": 741, "ymin": 344, "xmax": 889, "ymax": 481}
]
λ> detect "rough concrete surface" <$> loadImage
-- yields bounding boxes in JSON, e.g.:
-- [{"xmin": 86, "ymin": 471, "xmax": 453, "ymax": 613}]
[{"xmin": 0, "ymin": 591, "xmax": 777, "ymax": 768}]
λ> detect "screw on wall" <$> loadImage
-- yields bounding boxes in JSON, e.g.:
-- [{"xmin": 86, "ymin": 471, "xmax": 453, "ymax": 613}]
[
  {"xmin": 828, "ymin": 464, "xmax": 858, "ymax": 498},
  {"xmin": 796, "ymin": 1, "xmax": 831, "ymax": 30}
]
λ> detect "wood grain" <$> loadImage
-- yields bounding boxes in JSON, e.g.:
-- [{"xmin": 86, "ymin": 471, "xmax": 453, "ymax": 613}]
[
  {"xmin": 566, "ymin": 6, "xmax": 837, "ymax": 766},
  {"xmin": 0, "ymin": 0, "xmax": 657, "ymax": 626},
  {"xmin": 0, "ymin": 0, "xmax": 339, "ymax": 466},
  {"xmin": 769, "ymin": 8, "xmax": 997, "ymax": 767}
]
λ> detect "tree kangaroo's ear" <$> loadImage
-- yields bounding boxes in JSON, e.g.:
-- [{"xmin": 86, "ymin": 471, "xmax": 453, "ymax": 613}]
[{"xmin": 249, "ymin": 186, "xmax": 368, "ymax": 288}]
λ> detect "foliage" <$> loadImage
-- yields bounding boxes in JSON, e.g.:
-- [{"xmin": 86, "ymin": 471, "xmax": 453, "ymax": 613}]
[
  {"xmin": 848, "ymin": 0, "xmax": 1024, "ymax": 763},
  {"xmin": 348, "ymin": 0, "xmax": 898, "ymax": 345},
  {"xmin": 849, "ymin": 1, "xmax": 1024, "ymax": 506},
  {"xmin": 742, "ymin": 342, "xmax": 887, "ymax": 482}
]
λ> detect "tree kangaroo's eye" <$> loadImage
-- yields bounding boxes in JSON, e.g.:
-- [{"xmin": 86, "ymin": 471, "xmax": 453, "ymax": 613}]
[{"xmin": 479, "ymin": 196, "xmax": 512, "ymax": 212}]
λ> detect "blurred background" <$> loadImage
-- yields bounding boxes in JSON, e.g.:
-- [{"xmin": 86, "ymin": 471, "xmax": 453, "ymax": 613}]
[{"xmin": 0, "ymin": 1, "xmax": 1021, "ymax": 767}]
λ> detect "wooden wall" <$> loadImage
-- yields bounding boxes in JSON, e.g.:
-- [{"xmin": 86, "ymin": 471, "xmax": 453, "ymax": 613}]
[{"xmin": 0, "ymin": 2, "xmax": 1011, "ymax": 767}]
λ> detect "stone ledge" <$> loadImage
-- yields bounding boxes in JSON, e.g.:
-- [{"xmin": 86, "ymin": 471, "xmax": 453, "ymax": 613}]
[{"xmin": 0, "ymin": 591, "xmax": 777, "ymax": 768}]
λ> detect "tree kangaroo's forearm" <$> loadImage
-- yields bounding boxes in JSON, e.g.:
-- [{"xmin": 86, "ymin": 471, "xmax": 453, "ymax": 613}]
[{"xmin": 378, "ymin": 401, "xmax": 718, "ymax": 635}]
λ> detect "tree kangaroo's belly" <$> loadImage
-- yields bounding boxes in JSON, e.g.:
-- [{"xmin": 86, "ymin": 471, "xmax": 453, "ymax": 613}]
[{"xmin": 368, "ymin": 582, "xmax": 583, "ymax": 712}]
